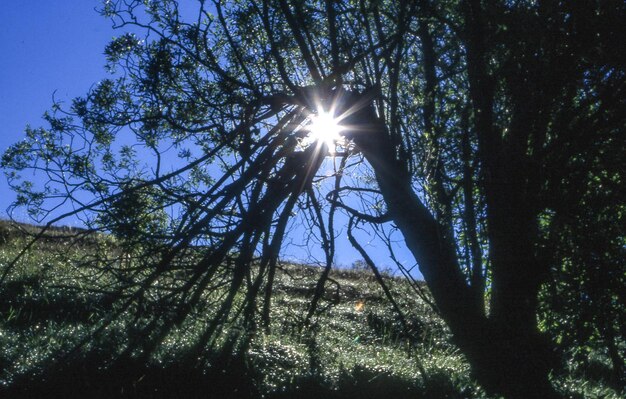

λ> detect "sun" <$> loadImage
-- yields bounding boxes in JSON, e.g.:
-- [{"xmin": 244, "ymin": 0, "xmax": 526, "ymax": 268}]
[{"xmin": 306, "ymin": 109, "xmax": 344, "ymax": 149}]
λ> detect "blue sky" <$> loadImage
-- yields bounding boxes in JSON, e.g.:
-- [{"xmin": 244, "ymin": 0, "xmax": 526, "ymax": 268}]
[
  {"xmin": 1, "ymin": 1, "xmax": 112, "ymax": 221},
  {"xmin": 0, "ymin": 2, "xmax": 420, "ymax": 276}
]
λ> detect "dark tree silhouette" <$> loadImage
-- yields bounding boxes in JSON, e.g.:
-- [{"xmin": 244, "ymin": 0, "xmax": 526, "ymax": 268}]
[{"xmin": 2, "ymin": 1, "xmax": 624, "ymax": 397}]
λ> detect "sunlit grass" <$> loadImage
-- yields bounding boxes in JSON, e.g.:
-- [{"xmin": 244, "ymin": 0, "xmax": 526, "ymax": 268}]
[{"xmin": 1, "ymin": 220, "xmax": 623, "ymax": 398}]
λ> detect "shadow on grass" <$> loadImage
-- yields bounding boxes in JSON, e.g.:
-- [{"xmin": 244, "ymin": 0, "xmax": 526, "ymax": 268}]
[
  {"xmin": 2, "ymin": 354, "xmax": 473, "ymax": 399},
  {"xmin": 2, "ymin": 353, "xmax": 258, "ymax": 399},
  {"xmin": 268, "ymin": 365, "xmax": 469, "ymax": 399}
]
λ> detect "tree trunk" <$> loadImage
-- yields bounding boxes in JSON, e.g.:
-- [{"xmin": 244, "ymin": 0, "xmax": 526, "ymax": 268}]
[
  {"xmin": 345, "ymin": 98, "xmax": 561, "ymax": 398},
  {"xmin": 459, "ymin": 328, "xmax": 560, "ymax": 399}
]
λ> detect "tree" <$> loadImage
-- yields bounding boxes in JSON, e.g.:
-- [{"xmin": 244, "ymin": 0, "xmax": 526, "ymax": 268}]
[
  {"xmin": 2, "ymin": 1, "xmax": 624, "ymax": 397},
  {"xmin": 537, "ymin": 127, "xmax": 625, "ymax": 386}
]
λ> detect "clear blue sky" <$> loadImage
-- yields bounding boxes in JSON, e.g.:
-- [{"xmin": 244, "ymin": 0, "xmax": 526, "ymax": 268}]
[
  {"xmin": 0, "ymin": 2, "xmax": 420, "ymax": 276},
  {"xmin": 1, "ymin": 1, "xmax": 111, "ymax": 221}
]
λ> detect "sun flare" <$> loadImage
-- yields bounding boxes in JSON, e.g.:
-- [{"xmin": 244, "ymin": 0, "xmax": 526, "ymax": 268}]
[{"xmin": 306, "ymin": 110, "xmax": 344, "ymax": 149}]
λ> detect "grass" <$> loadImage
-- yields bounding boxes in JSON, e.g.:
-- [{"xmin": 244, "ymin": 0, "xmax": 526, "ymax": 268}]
[{"xmin": 0, "ymin": 220, "xmax": 623, "ymax": 398}]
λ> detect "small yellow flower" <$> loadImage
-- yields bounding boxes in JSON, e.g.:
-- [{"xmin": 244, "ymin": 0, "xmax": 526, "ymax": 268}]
[{"xmin": 354, "ymin": 300, "xmax": 365, "ymax": 312}]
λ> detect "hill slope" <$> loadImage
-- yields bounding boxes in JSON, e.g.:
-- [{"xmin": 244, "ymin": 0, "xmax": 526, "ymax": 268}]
[{"xmin": 0, "ymin": 220, "xmax": 622, "ymax": 398}]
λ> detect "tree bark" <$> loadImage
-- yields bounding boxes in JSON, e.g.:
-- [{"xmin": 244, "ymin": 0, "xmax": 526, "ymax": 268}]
[{"xmin": 344, "ymin": 94, "xmax": 561, "ymax": 398}]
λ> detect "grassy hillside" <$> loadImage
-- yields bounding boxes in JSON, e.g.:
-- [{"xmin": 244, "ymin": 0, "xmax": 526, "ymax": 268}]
[{"xmin": 0, "ymin": 220, "xmax": 621, "ymax": 398}]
